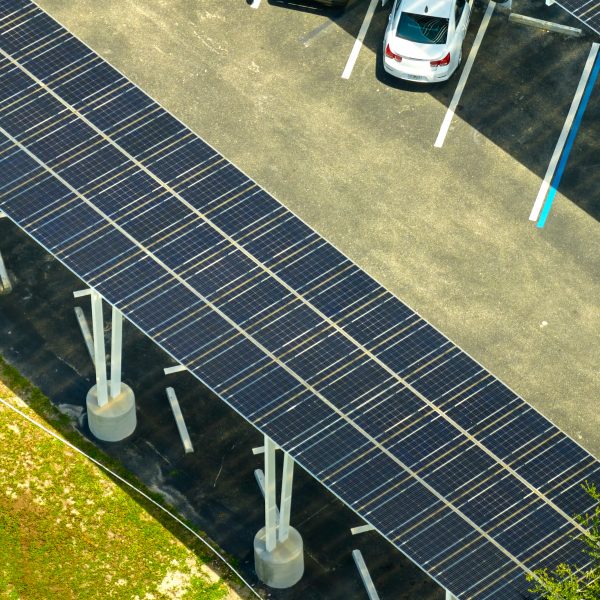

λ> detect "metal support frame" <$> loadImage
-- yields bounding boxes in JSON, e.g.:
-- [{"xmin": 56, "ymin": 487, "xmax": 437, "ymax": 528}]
[
  {"xmin": 257, "ymin": 435, "xmax": 296, "ymax": 551},
  {"xmin": 0, "ymin": 251, "xmax": 12, "ymax": 293},
  {"xmin": 352, "ymin": 549, "xmax": 380, "ymax": 600},
  {"xmin": 90, "ymin": 290, "xmax": 109, "ymax": 407},
  {"xmin": 252, "ymin": 442, "xmax": 279, "ymax": 455},
  {"xmin": 77, "ymin": 290, "xmax": 135, "ymax": 442},
  {"xmin": 351, "ymin": 520, "xmax": 454, "ymax": 598},
  {"xmin": 0, "ymin": 211, "xmax": 11, "ymax": 292},
  {"xmin": 110, "ymin": 306, "xmax": 122, "ymax": 398},
  {"xmin": 73, "ymin": 288, "xmax": 92, "ymax": 298},
  {"xmin": 351, "ymin": 524, "xmax": 375, "ymax": 535},
  {"xmin": 254, "ymin": 439, "xmax": 303, "ymax": 588},
  {"xmin": 74, "ymin": 306, "xmax": 95, "ymax": 365},
  {"xmin": 264, "ymin": 435, "xmax": 278, "ymax": 552},
  {"xmin": 77, "ymin": 290, "xmax": 125, "ymax": 407},
  {"xmin": 165, "ymin": 387, "xmax": 194, "ymax": 454},
  {"xmin": 278, "ymin": 452, "xmax": 294, "ymax": 543},
  {"xmin": 164, "ymin": 364, "xmax": 187, "ymax": 375},
  {"xmin": 0, "ymin": 212, "xmax": 11, "ymax": 292},
  {"xmin": 254, "ymin": 469, "xmax": 281, "ymax": 522}
]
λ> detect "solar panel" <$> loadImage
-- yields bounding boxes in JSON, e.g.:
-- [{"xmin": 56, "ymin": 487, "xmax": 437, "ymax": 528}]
[
  {"xmin": 553, "ymin": 0, "xmax": 600, "ymax": 36},
  {"xmin": 1, "ymin": 2, "xmax": 599, "ymax": 598}
]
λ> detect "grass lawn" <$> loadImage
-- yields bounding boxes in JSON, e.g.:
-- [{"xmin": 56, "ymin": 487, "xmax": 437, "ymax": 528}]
[{"xmin": 0, "ymin": 357, "xmax": 246, "ymax": 600}]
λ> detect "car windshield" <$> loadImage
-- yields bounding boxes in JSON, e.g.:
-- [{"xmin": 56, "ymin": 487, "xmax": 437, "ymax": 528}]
[{"xmin": 396, "ymin": 12, "xmax": 448, "ymax": 44}]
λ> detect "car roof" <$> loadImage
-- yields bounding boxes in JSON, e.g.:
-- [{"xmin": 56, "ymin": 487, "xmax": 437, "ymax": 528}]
[{"xmin": 398, "ymin": 0, "xmax": 452, "ymax": 18}]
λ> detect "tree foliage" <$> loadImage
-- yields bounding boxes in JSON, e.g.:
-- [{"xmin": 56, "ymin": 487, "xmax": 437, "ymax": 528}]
[{"xmin": 527, "ymin": 482, "xmax": 600, "ymax": 599}]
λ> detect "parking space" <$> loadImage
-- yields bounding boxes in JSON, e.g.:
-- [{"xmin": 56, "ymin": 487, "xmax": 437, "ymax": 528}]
[
  {"xmin": 434, "ymin": 0, "xmax": 496, "ymax": 148},
  {"xmin": 531, "ymin": 43, "xmax": 599, "ymax": 226},
  {"xmin": 282, "ymin": 0, "xmax": 598, "ymax": 225},
  {"xmin": 557, "ymin": 79, "xmax": 600, "ymax": 220},
  {"xmin": 440, "ymin": 1, "xmax": 597, "ymax": 218},
  {"xmin": 271, "ymin": 0, "xmax": 596, "ymax": 221},
  {"xmin": 341, "ymin": 0, "xmax": 378, "ymax": 79},
  {"xmin": 6, "ymin": 0, "xmax": 600, "ymax": 597}
]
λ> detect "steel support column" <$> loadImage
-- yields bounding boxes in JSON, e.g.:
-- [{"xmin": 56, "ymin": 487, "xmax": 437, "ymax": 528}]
[
  {"xmin": 278, "ymin": 451, "xmax": 294, "ymax": 543},
  {"xmin": 264, "ymin": 435, "xmax": 278, "ymax": 552},
  {"xmin": 254, "ymin": 437, "xmax": 304, "ymax": 588},
  {"xmin": 78, "ymin": 290, "xmax": 136, "ymax": 442},
  {"xmin": 0, "ymin": 251, "xmax": 11, "ymax": 293},
  {"xmin": 90, "ymin": 290, "xmax": 108, "ymax": 407},
  {"xmin": 110, "ymin": 306, "xmax": 122, "ymax": 398}
]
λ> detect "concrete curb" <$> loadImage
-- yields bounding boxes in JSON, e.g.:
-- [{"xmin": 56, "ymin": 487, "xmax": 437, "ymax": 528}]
[{"xmin": 509, "ymin": 13, "xmax": 583, "ymax": 36}]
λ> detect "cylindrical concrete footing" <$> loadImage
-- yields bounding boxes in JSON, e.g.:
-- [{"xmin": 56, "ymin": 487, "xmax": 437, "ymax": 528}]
[
  {"xmin": 86, "ymin": 383, "xmax": 136, "ymax": 442},
  {"xmin": 254, "ymin": 526, "xmax": 304, "ymax": 589}
]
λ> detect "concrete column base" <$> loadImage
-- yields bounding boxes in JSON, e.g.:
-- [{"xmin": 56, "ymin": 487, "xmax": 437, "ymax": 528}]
[
  {"xmin": 496, "ymin": 0, "xmax": 512, "ymax": 13},
  {"xmin": 254, "ymin": 526, "xmax": 304, "ymax": 589},
  {"xmin": 86, "ymin": 383, "xmax": 136, "ymax": 442}
]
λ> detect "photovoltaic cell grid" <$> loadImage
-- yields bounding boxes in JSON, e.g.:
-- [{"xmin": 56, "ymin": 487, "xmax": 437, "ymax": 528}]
[
  {"xmin": 554, "ymin": 0, "xmax": 600, "ymax": 36},
  {"xmin": 0, "ymin": 1, "xmax": 598, "ymax": 598}
]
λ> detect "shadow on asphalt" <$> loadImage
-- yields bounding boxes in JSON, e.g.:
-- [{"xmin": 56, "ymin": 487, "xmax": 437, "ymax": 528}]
[
  {"xmin": 0, "ymin": 221, "xmax": 444, "ymax": 600},
  {"xmin": 269, "ymin": 0, "xmax": 600, "ymax": 223}
]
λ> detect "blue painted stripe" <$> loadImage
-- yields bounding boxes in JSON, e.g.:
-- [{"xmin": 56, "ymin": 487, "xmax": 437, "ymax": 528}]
[{"xmin": 537, "ymin": 51, "xmax": 600, "ymax": 228}]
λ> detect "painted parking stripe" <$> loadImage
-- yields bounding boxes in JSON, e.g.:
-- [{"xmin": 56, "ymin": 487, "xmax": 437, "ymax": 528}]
[
  {"xmin": 530, "ymin": 43, "xmax": 599, "ymax": 225},
  {"xmin": 434, "ymin": 1, "xmax": 495, "ymax": 148},
  {"xmin": 537, "ymin": 49, "xmax": 600, "ymax": 228},
  {"xmin": 341, "ymin": 0, "xmax": 379, "ymax": 79}
]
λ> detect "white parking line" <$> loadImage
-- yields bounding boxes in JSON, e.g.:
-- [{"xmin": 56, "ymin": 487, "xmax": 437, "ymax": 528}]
[
  {"xmin": 434, "ymin": 1, "xmax": 496, "ymax": 148},
  {"xmin": 529, "ymin": 43, "xmax": 599, "ymax": 222},
  {"xmin": 342, "ymin": 0, "xmax": 379, "ymax": 79}
]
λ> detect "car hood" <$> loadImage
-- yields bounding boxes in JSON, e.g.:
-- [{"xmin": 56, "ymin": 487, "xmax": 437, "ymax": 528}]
[{"xmin": 387, "ymin": 35, "xmax": 448, "ymax": 61}]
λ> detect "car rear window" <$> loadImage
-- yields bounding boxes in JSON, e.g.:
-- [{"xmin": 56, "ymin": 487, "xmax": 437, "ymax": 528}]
[{"xmin": 396, "ymin": 12, "xmax": 448, "ymax": 44}]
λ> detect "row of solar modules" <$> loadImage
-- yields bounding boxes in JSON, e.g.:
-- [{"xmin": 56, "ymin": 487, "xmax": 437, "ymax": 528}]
[
  {"xmin": 556, "ymin": 0, "xmax": 600, "ymax": 36},
  {"xmin": 1, "ymin": 2, "xmax": 598, "ymax": 598}
]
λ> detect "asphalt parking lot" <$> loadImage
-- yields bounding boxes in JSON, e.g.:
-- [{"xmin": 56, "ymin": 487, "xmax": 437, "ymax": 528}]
[
  {"xmin": 33, "ymin": 0, "xmax": 599, "ymax": 458},
  {"xmin": 1, "ymin": 0, "xmax": 599, "ymax": 598}
]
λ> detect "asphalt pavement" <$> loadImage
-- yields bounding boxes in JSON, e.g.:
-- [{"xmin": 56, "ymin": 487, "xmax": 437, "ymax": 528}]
[{"xmin": 1, "ymin": 0, "xmax": 599, "ymax": 598}]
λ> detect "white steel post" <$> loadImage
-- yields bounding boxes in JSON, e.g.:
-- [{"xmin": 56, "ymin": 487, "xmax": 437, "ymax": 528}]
[
  {"xmin": 0, "ymin": 213, "xmax": 9, "ymax": 292},
  {"xmin": 254, "ymin": 439, "xmax": 304, "ymax": 588},
  {"xmin": 90, "ymin": 291, "xmax": 108, "ymax": 407},
  {"xmin": 0, "ymin": 251, "xmax": 12, "ymax": 293},
  {"xmin": 264, "ymin": 435, "xmax": 278, "ymax": 552},
  {"xmin": 278, "ymin": 452, "xmax": 294, "ymax": 543},
  {"xmin": 110, "ymin": 306, "xmax": 122, "ymax": 398},
  {"xmin": 165, "ymin": 387, "xmax": 194, "ymax": 454},
  {"xmin": 352, "ymin": 550, "xmax": 380, "ymax": 600},
  {"xmin": 74, "ymin": 307, "xmax": 95, "ymax": 365}
]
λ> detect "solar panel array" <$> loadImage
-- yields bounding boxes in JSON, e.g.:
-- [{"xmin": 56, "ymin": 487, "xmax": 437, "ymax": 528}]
[
  {"xmin": 554, "ymin": 0, "xmax": 600, "ymax": 36},
  {"xmin": 1, "ymin": 1, "xmax": 598, "ymax": 598}
]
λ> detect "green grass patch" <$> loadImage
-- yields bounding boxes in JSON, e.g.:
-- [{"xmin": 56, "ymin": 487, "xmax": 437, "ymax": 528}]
[{"xmin": 0, "ymin": 357, "xmax": 243, "ymax": 600}]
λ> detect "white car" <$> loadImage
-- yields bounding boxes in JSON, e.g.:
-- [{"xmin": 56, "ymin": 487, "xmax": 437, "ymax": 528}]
[{"xmin": 382, "ymin": 0, "xmax": 470, "ymax": 83}]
